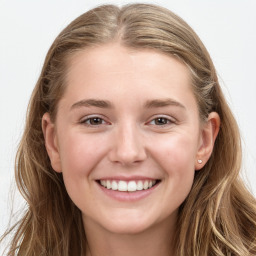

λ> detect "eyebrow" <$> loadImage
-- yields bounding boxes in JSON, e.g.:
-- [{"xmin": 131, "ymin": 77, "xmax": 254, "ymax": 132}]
[
  {"xmin": 144, "ymin": 98, "xmax": 186, "ymax": 109},
  {"xmin": 70, "ymin": 99, "xmax": 113, "ymax": 110},
  {"xmin": 70, "ymin": 98, "xmax": 186, "ymax": 111}
]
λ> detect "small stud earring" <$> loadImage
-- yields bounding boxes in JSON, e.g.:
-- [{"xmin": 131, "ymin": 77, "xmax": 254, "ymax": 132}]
[{"xmin": 197, "ymin": 159, "xmax": 203, "ymax": 164}]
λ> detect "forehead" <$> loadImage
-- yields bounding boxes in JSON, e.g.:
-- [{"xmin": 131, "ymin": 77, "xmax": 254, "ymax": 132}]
[
  {"xmin": 61, "ymin": 43, "xmax": 196, "ymax": 110},
  {"xmin": 67, "ymin": 44, "xmax": 190, "ymax": 80}
]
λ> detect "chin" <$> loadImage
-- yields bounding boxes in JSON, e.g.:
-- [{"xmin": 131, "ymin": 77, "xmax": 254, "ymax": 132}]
[
  {"xmin": 99, "ymin": 211, "xmax": 157, "ymax": 235},
  {"xmin": 104, "ymin": 221, "xmax": 151, "ymax": 235}
]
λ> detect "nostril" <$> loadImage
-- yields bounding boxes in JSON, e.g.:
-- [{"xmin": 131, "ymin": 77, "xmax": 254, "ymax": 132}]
[{"xmin": 108, "ymin": 146, "xmax": 147, "ymax": 166}]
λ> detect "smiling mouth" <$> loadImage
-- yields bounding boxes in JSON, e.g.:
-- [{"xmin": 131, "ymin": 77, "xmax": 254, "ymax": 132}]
[{"xmin": 97, "ymin": 179, "xmax": 161, "ymax": 192}]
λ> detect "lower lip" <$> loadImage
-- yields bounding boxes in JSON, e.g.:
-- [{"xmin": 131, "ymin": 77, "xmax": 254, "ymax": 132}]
[{"xmin": 97, "ymin": 182, "xmax": 160, "ymax": 202}]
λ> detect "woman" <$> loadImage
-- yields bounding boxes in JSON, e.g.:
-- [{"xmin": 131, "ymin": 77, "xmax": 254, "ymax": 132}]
[{"xmin": 1, "ymin": 3, "xmax": 256, "ymax": 256}]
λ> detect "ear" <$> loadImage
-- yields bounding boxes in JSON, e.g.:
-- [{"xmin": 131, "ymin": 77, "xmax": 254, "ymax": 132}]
[
  {"xmin": 195, "ymin": 112, "xmax": 220, "ymax": 170},
  {"xmin": 42, "ymin": 113, "xmax": 62, "ymax": 173}
]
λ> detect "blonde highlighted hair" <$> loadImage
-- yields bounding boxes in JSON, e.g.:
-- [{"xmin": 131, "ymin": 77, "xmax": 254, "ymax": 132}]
[{"xmin": 1, "ymin": 4, "xmax": 256, "ymax": 255}]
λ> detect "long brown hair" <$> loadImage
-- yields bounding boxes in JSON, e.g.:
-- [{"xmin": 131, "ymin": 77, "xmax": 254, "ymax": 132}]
[{"xmin": 1, "ymin": 4, "xmax": 256, "ymax": 255}]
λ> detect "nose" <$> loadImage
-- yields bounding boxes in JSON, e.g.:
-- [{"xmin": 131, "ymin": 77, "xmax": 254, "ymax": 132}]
[{"xmin": 108, "ymin": 123, "xmax": 147, "ymax": 166}]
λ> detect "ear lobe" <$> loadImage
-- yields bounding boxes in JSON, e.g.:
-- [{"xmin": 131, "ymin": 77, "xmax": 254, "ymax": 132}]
[
  {"xmin": 195, "ymin": 112, "xmax": 220, "ymax": 170},
  {"xmin": 42, "ymin": 113, "xmax": 62, "ymax": 173}
]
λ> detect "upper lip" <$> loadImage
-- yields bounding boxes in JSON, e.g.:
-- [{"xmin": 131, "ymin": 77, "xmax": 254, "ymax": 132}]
[{"xmin": 96, "ymin": 176, "xmax": 160, "ymax": 181}]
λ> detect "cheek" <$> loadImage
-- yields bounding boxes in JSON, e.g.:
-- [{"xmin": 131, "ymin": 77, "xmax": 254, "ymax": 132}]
[
  {"xmin": 151, "ymin": 134, "xmax": 197, "ymax": 199},
  {"xmin": 58, "ymin": 132, "xmax": 109, "ymax": 178},
  {"xmin": 57, "ymin": 132, "xmax": 110, "ymax": 207},
  {"xmin": 153, "ymin": 133, "xmax": 198, "ymax": 172}
]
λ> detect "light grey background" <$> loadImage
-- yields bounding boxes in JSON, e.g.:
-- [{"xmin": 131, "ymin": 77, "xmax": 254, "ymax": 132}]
[{"xmin": 1, "ymin": 0, "xmax": 256, "ymax": 251}]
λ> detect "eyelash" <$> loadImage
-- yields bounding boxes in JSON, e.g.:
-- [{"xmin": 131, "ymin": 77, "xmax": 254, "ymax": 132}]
[
  {"xmin": 80, "ymin": 115, "xmax": 175, "ymax": 127},
  {"xmin": 80, "ymin": 116, "xmax": 109, "ymax": 127},
  {"xmin": 147, "ymin": 116, "xmax": 175, "ymax": 127}
]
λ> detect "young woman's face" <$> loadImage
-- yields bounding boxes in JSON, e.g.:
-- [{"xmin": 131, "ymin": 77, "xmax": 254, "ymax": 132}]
[{"xmin": 44, "ymin": 44, "xmax": 212, "ymax": 235}]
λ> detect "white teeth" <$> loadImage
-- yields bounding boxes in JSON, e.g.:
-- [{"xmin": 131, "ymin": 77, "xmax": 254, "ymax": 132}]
[
  {"xmin": 127, "ymin": 181, "xmax": 137, "ymax": 192},
  {"xmin": 137, "ymin": 181, "xmax": 143, "ymax": 191},
  {"xmin": 143, "ymin": 180, "xmax": 149, "ymax": 190},
  {"xmin": 99, "ymin": 179, "xmax": 158, "ymax": 192},
  {"xmin": 106, "ymin": 180, "xmax": 111, "ymax": 189},
  {"xmin": 118, "ymin": 181, "xmax": 127, "ymax": 191},
  {"xmin": 100, "ymin": 180, "xmax": 106, "ymax": 187},
  {"xmin": 111, "ymin": 180, "xmax": 118, "ymax": 190}
]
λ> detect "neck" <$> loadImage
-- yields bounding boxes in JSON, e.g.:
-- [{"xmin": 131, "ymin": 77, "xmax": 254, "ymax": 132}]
[{"xmin": 83, "ymin": 217, "xmax": 176, "ymax": 256}]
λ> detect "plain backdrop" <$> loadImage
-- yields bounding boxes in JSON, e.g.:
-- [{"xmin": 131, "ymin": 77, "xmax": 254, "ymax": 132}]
[{"xmin": 0, "ymin": 0, "xmax": 256, "ymax": 250}]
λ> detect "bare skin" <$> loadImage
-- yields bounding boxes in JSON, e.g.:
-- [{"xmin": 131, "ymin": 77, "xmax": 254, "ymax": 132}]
[
  {"xmin": 42, "ymin": 43, "xmax": 220, "ymax": 256},
  {"xmin": 84, "ymin": 214, "xmax": 175, "ymax": 256}
]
